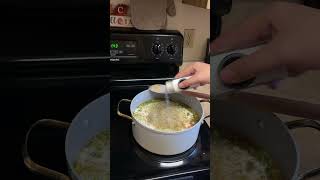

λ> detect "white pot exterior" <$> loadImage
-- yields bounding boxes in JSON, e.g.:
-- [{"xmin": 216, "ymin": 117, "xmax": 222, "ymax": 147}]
[
  {"xmin": 132, "ymin": 119, "xmax": 202, "ymax": 155},
  {"xmin": 130, "ymin": 90, "xmax": 205, "ymax": 155}
]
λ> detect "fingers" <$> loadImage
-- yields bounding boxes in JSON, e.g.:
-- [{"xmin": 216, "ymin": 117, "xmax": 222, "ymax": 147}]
[
  {"xmin": 220, "ymin": 43, "xmax": 281, "ymax": 84},
  {"xmin": 175, "ymin": 63, "xmax": 196, "ymax": 78},
  {"xmin": 178, "ymin": 75, "xmax": 200, "ymax": 88},
  {"xmin": 211, "ymin": 9, "xmax": 272, "ymax": 54}
]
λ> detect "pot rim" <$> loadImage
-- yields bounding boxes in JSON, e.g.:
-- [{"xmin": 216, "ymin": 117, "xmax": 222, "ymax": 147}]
[
  {"xmin": 213, "ymin": 111, "xmax": 300, "ymax": 180},
  {"xmin": 282, "ymin": 121, "xmax": 300, "ymax": 180},
  {"xmin": 267, "ymin": 113, "xmax": 300, "ymax": 180},
  {"xmin": 130, "ymin": 90, "xmax": 206, "ymax": 135},
  {"xmin": 65, "ymin": 93, "xmax": 110, "ymax": 179}
]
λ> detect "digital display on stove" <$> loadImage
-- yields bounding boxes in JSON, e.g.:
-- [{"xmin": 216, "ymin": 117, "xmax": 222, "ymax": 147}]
[
  {"xmin": 110, "ymin": 40, "xmax": 137, "ymax": 57},
  {"xmin": 110, "ymin": 40, "xmax": 136, "ymax": 49},
  {"xmin": 111, "ymin": 42, "xmax": 119, "ymax": 49}
]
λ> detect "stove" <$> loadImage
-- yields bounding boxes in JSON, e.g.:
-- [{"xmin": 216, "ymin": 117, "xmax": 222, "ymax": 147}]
[
  {"xmin": 3, "ymin": 3, "xmax": 109, "ymax": 177},
  {"xmin": 4, "ymin": 59, "xmax": 109, "ymax": 179},
  {"xmin": 110, "ymin": 29, "xmax": 210, "ymax": 180},
  {"xmin": 4, "ymin": 26, "xmax": 209, "ymax": 179}
]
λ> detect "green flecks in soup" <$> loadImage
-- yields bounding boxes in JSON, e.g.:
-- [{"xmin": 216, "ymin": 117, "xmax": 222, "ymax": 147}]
[
  {"xmin": 133, "ymin": 99, "xmax": 199, "ymax": 132},
  {"xmin": 211, "ymin": 129, "xmax": 284, "ymax": 180},
  {"xmin": 73, "ymin": 130, "xmax": 110, "ymax": 180}
]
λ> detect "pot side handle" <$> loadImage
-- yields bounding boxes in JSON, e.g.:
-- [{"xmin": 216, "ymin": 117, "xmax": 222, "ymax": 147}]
[
  {"xmin": 23, "ymin": 119, "xmax": 71, "ymax": 180},
  {"xmin": 117, "ymin": 99, "xmax": 133, "ymax": 120},
  {"xmin": 286, "ymin": 119, "xmax": 320, "ymax": 180}
]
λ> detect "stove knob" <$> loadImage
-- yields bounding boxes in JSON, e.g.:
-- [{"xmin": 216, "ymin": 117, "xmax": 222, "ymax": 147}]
[
  {"xmin": 152, "ymin": 43, "xmax": 162, "ymax": 55},
  {"xmin": 167, "ymin": 44, "xmax": 176, "ymax": 55}
]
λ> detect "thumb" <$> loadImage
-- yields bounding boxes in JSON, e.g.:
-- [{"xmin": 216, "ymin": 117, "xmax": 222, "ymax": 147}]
[
  {"xmin": 220, "ymin": 44, "xmax": 281, "ymax": 84},
  {"xmin": 178, "ymin": 75, "xmax": 200, "ymax": 89}
]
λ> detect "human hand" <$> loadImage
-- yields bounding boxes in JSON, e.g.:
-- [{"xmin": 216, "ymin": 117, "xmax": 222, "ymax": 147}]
[
  {"xmin": 175, "ymin": 62, "xmax": 210, "ymax": 88},
  {"xmin": 211, "ymin": 2, "xmax": 320, "ymax": 85}
]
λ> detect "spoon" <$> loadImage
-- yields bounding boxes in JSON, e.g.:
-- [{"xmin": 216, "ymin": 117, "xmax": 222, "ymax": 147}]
[
  {"xmin": 149, "ymin": 84, "xmax": 210, "ymax": 99},
  {"xmin": 149, "ymin": 84, "xmax": 167, "ymax": 94}
]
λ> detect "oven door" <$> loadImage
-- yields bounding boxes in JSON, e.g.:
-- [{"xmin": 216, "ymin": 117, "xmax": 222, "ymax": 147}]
[{"xmin": 2, "ymin": 59, "xmax": 109, "ymax": 179}]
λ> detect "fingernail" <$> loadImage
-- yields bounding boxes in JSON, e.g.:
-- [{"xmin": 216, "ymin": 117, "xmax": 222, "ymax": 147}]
[
  {"xmin": 220, "ymin": 69, "xmax": 238, "ymax": 84},
  {"xmin": 179, "ymin": 82, "xmax": 186, "ymax": 88}
]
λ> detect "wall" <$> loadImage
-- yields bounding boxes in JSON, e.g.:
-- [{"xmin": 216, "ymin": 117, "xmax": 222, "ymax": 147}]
[
  {"xmin": 110, "ymin": 0, "xmax": 210, "ymax": 62},
  {"xmin": 166, "ymin": 0, "xmax": 210, "ymax": 62},
  {"xmin": 221, "ymin": 0, "xmax": 301, "ymax": 32}
]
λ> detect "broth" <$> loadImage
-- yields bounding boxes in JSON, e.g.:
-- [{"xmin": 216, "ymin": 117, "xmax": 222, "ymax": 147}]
[
  {"xmin": 73, "ymin": 130, "xmax": 110, "ymax": 180},
  {"xmin": 212, "ymin": 129, "xmax": 283, "ymax": 180},
  {"xmin": 133, "ymin": 99, "xmax": 199, "ymax": 132}
]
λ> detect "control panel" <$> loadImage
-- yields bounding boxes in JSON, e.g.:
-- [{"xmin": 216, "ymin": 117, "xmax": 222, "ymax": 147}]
[{"xmin": 110, "ymin": 29, "xmax": 183, "ymax": 65}]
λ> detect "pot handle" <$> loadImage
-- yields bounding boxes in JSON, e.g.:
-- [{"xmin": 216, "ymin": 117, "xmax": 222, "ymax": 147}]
[
  {"xmin": 286, "ymin": 119, "xmax": 320, "ymax": 180},
  {"xmin": 23, "ymin": 119, "xmax": 71, "ymax": 180},
  {"xmin": 117, "ymin": 99, "xmax": 133, "ymax": 120}
]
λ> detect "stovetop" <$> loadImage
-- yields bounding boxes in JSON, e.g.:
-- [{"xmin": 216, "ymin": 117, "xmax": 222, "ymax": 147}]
[{"xmin": 110, "ymin": 82, "xmax": 210, "ymax": 180}]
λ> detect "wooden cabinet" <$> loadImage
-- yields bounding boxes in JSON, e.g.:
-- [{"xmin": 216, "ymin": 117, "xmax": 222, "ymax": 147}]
[{"xmin": 182, "ymin": 0, "xmax": 210, "ymax": 9}]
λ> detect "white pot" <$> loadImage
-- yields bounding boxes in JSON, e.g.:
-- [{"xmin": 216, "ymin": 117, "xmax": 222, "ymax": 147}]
[{"xmin": 117, "ymin": 89, "xmax": 209, "ymax": 155}]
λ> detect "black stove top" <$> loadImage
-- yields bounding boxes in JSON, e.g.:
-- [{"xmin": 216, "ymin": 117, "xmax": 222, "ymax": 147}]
[{"xmin": 110, "ymin": 81, "xmax": 210, "ymax": 180}]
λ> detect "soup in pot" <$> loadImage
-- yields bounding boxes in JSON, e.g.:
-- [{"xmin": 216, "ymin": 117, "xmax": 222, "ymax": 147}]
[
  {"xmin": 73, "ymin": 130, "xmax": 110, "ymax": 180},
  {"xmin": 133, "ymin": 99, "xmax": 199, "ymax": 132},
  {"xmin": 212, "ymin": 129, "xmax": 283, "ymax": 180}
]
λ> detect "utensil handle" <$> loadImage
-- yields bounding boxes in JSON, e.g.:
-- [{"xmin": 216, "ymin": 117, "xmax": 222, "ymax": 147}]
[
  {"xmin": 200, "ymin": 99, "xmax": 210, "ymax": 122},
  {"xmin": 219, "ymin": 92, "xmax": 320, "ymax": 120},
  {"xmin": 286, "ymin": 119, "xmax": 320, "ymax": 180},
  {"xmin": 117, "ymin": 99, "xmax": 133, "ymax": 120},
  {"xmin": 23, "ymin": 119, "xmax": 71, "ymax": 180},
  {"xmin": 181, "ymin": 91, "xmax": 210, "ymax": 100}
]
